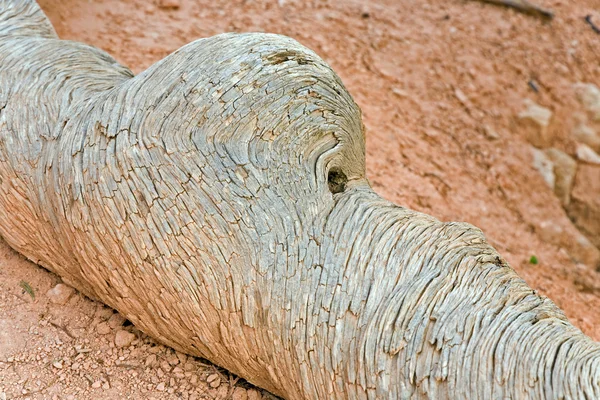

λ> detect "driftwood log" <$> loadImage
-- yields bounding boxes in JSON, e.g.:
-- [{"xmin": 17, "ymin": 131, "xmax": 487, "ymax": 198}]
[{"xmin": 0, "ymin": 1, "xmax": 598, "ymax": 399}]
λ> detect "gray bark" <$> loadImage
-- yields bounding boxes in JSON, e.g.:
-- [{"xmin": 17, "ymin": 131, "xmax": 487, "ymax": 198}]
[{"xmin": 0, "ymin": 1, "xmax": 598, "ymax": 398}]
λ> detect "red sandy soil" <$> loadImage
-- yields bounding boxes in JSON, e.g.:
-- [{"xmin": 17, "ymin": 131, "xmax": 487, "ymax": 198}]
[{"xmin": 1, "ymin": 0, "xmax": 600, "ymax": 398}]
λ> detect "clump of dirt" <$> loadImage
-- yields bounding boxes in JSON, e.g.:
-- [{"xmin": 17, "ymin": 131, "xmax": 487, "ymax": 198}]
[{"xmin": 1, "ymin": 0, "xmax": 600, "ymax": 398}]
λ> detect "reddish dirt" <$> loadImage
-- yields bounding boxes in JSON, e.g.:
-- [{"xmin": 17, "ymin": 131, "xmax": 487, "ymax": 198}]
[{"xmin": 1, "ymin": 0, "xmax": 600, "ymax": 398}]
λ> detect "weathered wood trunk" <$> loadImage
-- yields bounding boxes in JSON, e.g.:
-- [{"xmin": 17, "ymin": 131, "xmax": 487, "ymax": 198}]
[{"xmin": 1, "ymin": 1, "xmax": 599, "ymax": 398}]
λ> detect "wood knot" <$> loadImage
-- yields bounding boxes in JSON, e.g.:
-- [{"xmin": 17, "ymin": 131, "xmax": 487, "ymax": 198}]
[{"xmin": 263, "ymin": 50, "xmax": 312, "ymax": 66}]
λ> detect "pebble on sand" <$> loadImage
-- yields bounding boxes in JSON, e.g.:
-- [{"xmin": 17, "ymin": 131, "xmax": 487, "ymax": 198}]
[
  {"xmin": 114, "ymin": 330, "xmax": 136, "ymax": 348},
  {"xmin": 46, "ymin": 283, "xmax": 75, "ymax": 305}
]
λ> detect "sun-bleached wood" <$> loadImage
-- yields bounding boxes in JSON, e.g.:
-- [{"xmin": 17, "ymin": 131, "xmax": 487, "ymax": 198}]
[{"xmin": 0, "ymin": 1, "xmax": 598, "ymax": 398}]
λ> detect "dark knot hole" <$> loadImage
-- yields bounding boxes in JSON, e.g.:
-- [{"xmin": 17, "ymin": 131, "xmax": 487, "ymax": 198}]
[{"xmin": 328, "ymin": 168, "xmax": 348, "ymax": 194}]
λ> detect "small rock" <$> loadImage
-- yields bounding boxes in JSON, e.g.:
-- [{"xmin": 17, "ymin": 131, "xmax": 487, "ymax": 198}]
[
  {"xmin": 531, "ymin": 147, "xmax": 555, "ymax": 189},
  {"xmin": 554, "ymin": 62, "xmax": 569, "ymax": 75},
  {"xmin": 247, "ymin": 389, "xmax": 262, "ymax": 400},
  {"xmin": 391, "ymin": 87, "xmax": 408, "ymax": 98},
  {"xmin": 91, "ymin": 381, "xmax": 102, "ymax": 389},
  {"xmin": 184, "ymin": 361, "xmax": 195, "ymax": 371},
  {"xmin": 536, "ymin": 219, "xmax": 566, "ymax": 245},
  {"xmin": 160, "ymin": 361, "xmax": 171, "ymax": 372},
  {"xmin": 46, "ymin": 284, "xmax": 75, "ymax": 305},
  {"xmin": 571, "ymin": 234, "xmax": 600, "ymax": 269},
  {"xmin": 454, "ymin": 88, "xmax": 470, "ymax": 109},
  {"xmin": 217, "ymin": 385, "xmax": 229, "ymax": 397},
  {"xmin": 568, "ymin": 164, "xmax": 600, "ymax": 255},
  {"xmin": 576, "ymin": 143, "xmax": 600, "ymax": 165},
  {"xmin": 166, "ymin": 353, "xmax": 179, "ymax": 366},
  {"xmin": 95, "ymin": 306, "xmax": 114, "ymax": 320},
  {"xmin": 172, "ymin": 366, "xmax": 184, "ymax": 374},
  {"xmin": 96, "ymin": 322, "xmax": 111, "ymax": 335},
  {"xmin": 232, "ymin": 387, "xmax": 249, "ymax": 400},
  {"xmin": 175, "ymin": 351, "xmax": 187, "ymax": 365},
  {"xmin": 52, "ymin": 359, "xmax": 63, "ymax": 369},
  {"xmin": 158, "ymin": 0, "xmax": 180, "ymax": 9},
  {"xmin": 207, "ymin": 373, "xmax": 221, "ymax": 388},
  {"xmin": 545, "ymin": 148, "xmax": 577, "ymax": 206},
  {"xmin": 102, "ymin": 382, "xmax": 110, "ymax": 390},
  {"xmin": 518, "ymin": 99, "xmax": 553, "ymax": 147},
  {"xmin": 156, "ymin": 382, "xmax": 166, "ymax": 391},
  {"xmin": 572, "ymin": 124, "xmax": 600, "ymax": 153},
  {"xmin": 108, "ymin": 313, "xmax": 126, "ymax": 329},
  {"xmin": 481, "ymin": 124, "xmax": 500, "ymax": 140},
  {"xmin": 574, "ymin": 83, "xmax": 600, "ymax": 121},
  {"xmin": 114, "ymin": 330, "xmax": 135, "ymax": 348},
  {"xmin": 145, "ymin": 354, "xmax": 157, "ymax": 367}
]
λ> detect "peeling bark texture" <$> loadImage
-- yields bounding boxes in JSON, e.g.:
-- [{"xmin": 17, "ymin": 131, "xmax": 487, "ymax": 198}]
[{"xmin": 1, "ymin": 1, "xmax": 599, "ymax": 399}]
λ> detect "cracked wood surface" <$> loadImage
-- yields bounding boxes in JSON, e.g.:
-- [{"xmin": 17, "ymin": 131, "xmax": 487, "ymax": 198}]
[{"xmin": 0, "ymin": 1, "xmax": 599, "ymax": 398}]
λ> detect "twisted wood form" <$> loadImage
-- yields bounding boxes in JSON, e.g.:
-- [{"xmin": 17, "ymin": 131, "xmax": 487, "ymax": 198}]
[{"xmin": 0, "ymin": 1, "xmax": 598, "ymax": 398}]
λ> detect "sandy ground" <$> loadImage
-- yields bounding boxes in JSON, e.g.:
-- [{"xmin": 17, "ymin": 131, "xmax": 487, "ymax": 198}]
[{"xmin": 1, "ymin": 0, "xmax": 600, "ymax": 398}]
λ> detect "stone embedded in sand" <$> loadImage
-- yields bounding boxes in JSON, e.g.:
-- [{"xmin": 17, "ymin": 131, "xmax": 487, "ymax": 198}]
[
  {"xmin": 107, "ymin": 313, "xmax": 126, "ymax": 329},
  {"xmin": 232, "ymin": 387, "xmax": 249, "ymax": 400},
  {"xmin": 175, "ymin": 351, "xmax": 187, "ymax": 364},
  {"xmin": 207, "ymin": 373, "xmax": 221, "ymax": 388},
  {"xmin": 172, "ymin": 366, "xmax": 185, "ymax": 379},
  {"xmin": 531, "ymin": 147, "xmax": 555, "ymax": 189},
  {"xmin": 519, "ymin": 99, "xmax": 553, "ymax": 147},
  {"xmin": 568, "ymin": 164, "xmax": 600, "ymax": 253},
  {"xmin": 536, "ymin": 219, "xmax": 564, "ymax": 245},
  {"xmin": 145, "ymin": 354, "xmax": 157, "ymax": 367},
  {"xmin": 160, "ymin": 360, "xmax": 171, "ymax": 372},
  {"xmin": 46, "ymin": 283, "xmax": 75, "ymax": 305},
  {"xmin": 572, "ymin": 234, "xmax": 600, "ymax": 269},
  {"xmin": 482, "ymin": 124, "xmax": 500, "ymax": 140},
  {"xmin": 96, "ymin": 322, "xmax": 111, "ymax": 335},
  {"xmin": 574, "ymin": 83, "xmax": 600, "ymax": 121},
  {"xmin": 576, "ymin": 143, "xmax": 600, "ymax": 165},
  {"xmin": 545, "ymin": 148, "xmax": 577, "ymax": 206},
  {"xmin": 114, "ymin": 330, "xmax": 135, "ymax": 348},
  {"xmin": 95, "ymin": 306, "xmax": 114, "ymax": 320},
  {"xmin": 184, "ymin": 362, "xmax": 195, "ymax": 372},
  {"xmin": 534, "ymin": 219, "xmax": 598, "ymax": 267},
  {"xmin": 166, "ymin": 353, "xmax": 180, "ymax": 366},
  {"xmin": 247, "ymin": 389, "xmax": 261, "ymax": 400},
  {"xmin": 572, "ymin": 124, "xmax": 600, "ymax": 153}
]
